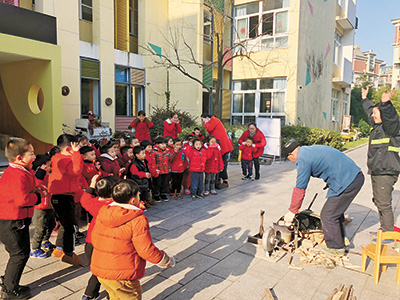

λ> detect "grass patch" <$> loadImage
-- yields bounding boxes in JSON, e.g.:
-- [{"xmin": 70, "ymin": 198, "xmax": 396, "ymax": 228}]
[{"xmin": 341, "ymin": 137, "xmax": 368, "ymax": 151}]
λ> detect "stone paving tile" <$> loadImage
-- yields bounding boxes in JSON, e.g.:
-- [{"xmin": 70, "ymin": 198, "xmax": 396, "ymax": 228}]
[
  {"xmin": 359, "ymin": 288, "xmax": 400, "ymax": 300},
  {"xmin": 158, "ymin": 252, "xmax": 219, "ymax": 285},
  {"xmin": 141, "ymin": 276, "xmax": 182, "ymax": 300},
  {"xmin": 149, "ymin": 225, "xmax": 169, "ymax": 239},
  {"xmin": 30, "ymin": 281, "xmax": 72, "ymax": 300},
  {"xmin": 163, "ymin": 272, "xmax": 234, "ymax": 300},
  {"xmin": 207, "ymin": 251, "xmax": 258, "ymax": 282},
  {"xmin": 161, "ymin": 236, "xmax": 210, "ymax": 262}
]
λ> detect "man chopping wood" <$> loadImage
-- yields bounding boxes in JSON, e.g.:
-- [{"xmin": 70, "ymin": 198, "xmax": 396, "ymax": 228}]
[{"xmin": 282, "ymin": 141, "xmax": 364, "ymax": 256}]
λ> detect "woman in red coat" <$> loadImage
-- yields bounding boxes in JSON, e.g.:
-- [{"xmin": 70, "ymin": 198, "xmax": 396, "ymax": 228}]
[
  {"xmin": 238, "ymin": 122, "xmax": 266, "ymax": 180},
  {"xmin": 201, "ymin": 113, "xmax": 233, "ymax": 188},
  {"xmin": 163, "ymin": 113, "xmax": 182, "ymax": 139},
  {"xmin": 128, "ymin": 110, "xmax": 154, "ymax": 142}
]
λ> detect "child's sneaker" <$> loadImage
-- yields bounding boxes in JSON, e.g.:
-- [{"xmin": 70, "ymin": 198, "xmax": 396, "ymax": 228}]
[
  {"xmin": 210, "ymin": 190, "xmax": 218, "ymax": 195},
  {"xmin": 196, "ymin": 194, "xmax": 205, "ymax": 199},
  {"xmin": 171, "ymin": 193, "xmax": 177, "ymax": 200},
  {"xmin": 191, "ymin": 195, "xmax": 196, "ymax": 200},
  {"xmin": 82, "ymin": 294, "xmax": 100, "ymax": 300},
  {"xmin": 203, "ymin": 191, "xmax": 210, "ymax": 196},
  {"xmin": 249, "ymin": 176, "xmax": 254, "ymax": 181},
  {"xmin": 185, "ymin": 189, "xmax": 191, "ymax": 195},
  {"xmin": 241, "ymin": 176, "xmax": 247, "ymax": 180},
  {"xmin": 154, "ymin": 195, "xmax": 162, "ymax": 203},
  {"xmin": 177, "ymin": 193, "xmax": 183, "ymax": 199},
  {"xmin": 41, "ymin": 241, "xmax": 56, "ymax": 252},
  {"xmin": 30, "ymin": 249, "xmax": 50, "ymax": 259},
  {"xmin": 75, "ymin": 231, "xmax": 84, "ymax": 239},
  {"xmin": 161, "ymin": 195, "xmax": 169, "ymax": 202},
  {"xmin": 60, "ymin": 253, "xmax": 83, "ymax": 267},
  {"xmin": 51, "ymin": 248, "xmax": 64, "ymax": 258}
]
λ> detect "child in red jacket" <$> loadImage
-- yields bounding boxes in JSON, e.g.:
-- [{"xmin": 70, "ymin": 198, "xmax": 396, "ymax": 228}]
[
  {"xmin": 185, "ymin": 139, "xmax": 209, "ymax": 199},
  {"xmin": 152, "ymin": 137, "xmax": 176, "ymax": 201},
  {"xmin": 30, "ymin": 154, "xmax": 57, "ymax": 259},
  {"xmin": 170, "ymin": 139, "xmax": 186, "ymax": 199},
  {"xmin": 98, "ymin": 144, "xmax": 125, "ymax": 178},
  {"xmin": 128, "ymin": 110, "xmax": 154, "ymax": 142},
  {"xmin": 80, "ymin": 146, "xmax": 99, "ymax": 187},
  {"xmin": 48, "ymin": 134, "xmax": 83, "ymax": 266},
  {"xmin": 81, "ymin": 175, "xmax": 118, "ymax": 300},
  {"xmin": 239, "ymin": 137, "xmax": 257, "ymax": 180},
  {"xmin": 204, "ymin": 136, "xmax": 224, "ymax": 196},
  {"xmin": 163, "ymin": 113, "xmax": 182, "ymax": 138},
  {"xmin": 0, "ymin": 139, "xmax": 40, "ymax": 299}
]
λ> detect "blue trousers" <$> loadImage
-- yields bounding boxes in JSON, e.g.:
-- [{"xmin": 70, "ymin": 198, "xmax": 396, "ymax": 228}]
[
  {"xmin": 190, "ymin": 172, "xmax": 204, "ymax": 196},
  {"xmin": 241, "ymin": 159, "xmax": 253, "ymax": 176}
]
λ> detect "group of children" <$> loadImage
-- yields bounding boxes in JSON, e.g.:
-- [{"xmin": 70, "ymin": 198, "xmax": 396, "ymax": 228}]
[{"xmin": 0, "ymin": 125, "xmax": 232, "ymax": 299}]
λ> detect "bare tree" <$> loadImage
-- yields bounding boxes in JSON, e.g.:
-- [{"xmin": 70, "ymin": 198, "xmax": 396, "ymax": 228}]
[{"xmin": 141, "ymin": 0, "xmax": 279, "ymax": 118}]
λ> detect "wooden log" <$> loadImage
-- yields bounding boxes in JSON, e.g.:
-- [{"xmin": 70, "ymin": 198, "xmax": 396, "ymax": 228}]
[
  {"xmin": 264, "ymin": 288, "xmax": 275, "ymax": 300},
  {"xmin": 288, "ymin": 265, "xmax": 304, "ymax": 271}
]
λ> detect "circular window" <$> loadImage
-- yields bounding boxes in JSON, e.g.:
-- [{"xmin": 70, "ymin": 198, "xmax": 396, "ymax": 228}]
[{"xmin": 28, "ymin": 85, "xmax": 44, "ymax": 114}]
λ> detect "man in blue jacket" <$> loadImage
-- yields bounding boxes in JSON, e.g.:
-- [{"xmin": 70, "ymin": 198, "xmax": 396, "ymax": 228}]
[{"xmin": 282, "ymin": 140, "xmax": 364, "ymax": 256}]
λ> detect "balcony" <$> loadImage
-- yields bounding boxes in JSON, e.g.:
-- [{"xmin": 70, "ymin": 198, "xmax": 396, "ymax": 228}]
[
  {"xmin": 336, "ymin": 0, "xmax": 356, "ymax": 31},
  {"xmin": 333, "ymin": 58, "xmax": 353, "ymax": 87},
  {"xmin": 0, "ymin": 2, "xmax": 57, "ymax": 45}
]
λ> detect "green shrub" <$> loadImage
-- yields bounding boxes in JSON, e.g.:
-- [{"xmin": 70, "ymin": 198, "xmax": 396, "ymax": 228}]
[
  {"xmin": 281, "ymin": 125, "xmax": 343, "ymax": 151},
  {"xmin": 357, "ymin": 119, "xmax": 371, "ymax": 137},
  {"xmin": 179, "ymin": 127, "xmax": 208, "ymax": 141},
  {"xmin": 149, "ymin": 102, "xmax": 198, "ymax": 140},
  {"xmin": 112, "ymin": 131, "xmax": 130, "ymax": 140}
]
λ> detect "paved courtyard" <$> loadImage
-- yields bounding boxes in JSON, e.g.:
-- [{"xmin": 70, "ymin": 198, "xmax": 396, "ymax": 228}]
[{"xmin": 1, "ymin": 144, "xmax": 400, "ymax": 299}]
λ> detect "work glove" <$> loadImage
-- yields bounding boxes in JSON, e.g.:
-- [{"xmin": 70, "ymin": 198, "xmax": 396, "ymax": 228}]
[{"xmin": 284, "ymin": 211, "xmax": 295, "ymax": 227}]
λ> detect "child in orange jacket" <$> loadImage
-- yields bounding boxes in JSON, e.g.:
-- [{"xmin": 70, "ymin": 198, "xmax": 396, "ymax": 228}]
[{"xmin": 91, "ymin": 180, "xmax": 174, "ymax": 299}]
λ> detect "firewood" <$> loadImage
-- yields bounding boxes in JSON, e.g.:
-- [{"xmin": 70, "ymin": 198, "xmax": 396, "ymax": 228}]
[
  {"xmin": 288, "ymin": 265, "xmax": 304, "ymax": 271},
  {"xmin": 264, "ymin": 288, "xmax": 275, "ymax": 300}
]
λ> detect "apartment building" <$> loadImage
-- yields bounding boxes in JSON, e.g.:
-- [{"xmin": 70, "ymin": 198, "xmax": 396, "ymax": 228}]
[
  {"xmin": 353, "ymin": 46, "xmax": 384, "ymax": 88},
  {"xmin": 231, "ymin": 0, "xmax": 357, "ymax": 130},
  {"xmin": 392, "ymin": 17, "xmax": 400, "ymax": 89}
]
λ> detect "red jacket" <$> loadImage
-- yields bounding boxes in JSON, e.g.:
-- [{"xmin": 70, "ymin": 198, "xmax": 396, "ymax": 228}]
[
  {"xmin": 152, "ymin": 145, "xmax": 176, "ymax": 174},
  {"xmin": 48, "ymin": 152, "xmax": 83, "ymax": 196},
  {"xmin": 190, "ymin": 132, "xmax": 205, "ymax": 141},
  {"xmin": 170, "ymin": 149, "xmax": 186, "ymax": 173},
  {"xmin": 145, "ymin": 151, "xmax": 158, "ymax": 177},
  {"xmin": 238, "ymin": 129, "xmax": 266, "ymax": 158},
  {"xmin": 98, "ymin": 154, "xmax": 121, "ymax": 178},
  {"xmin": 163, "ymin": 120, "xmax": 182, "ymax": 138},
  {"xmin": 185, "ymin": 147, "xmax": 209, "ymax": 172},
  {"xmin": 205, "ymin": 144, "xmax": 224, "ymax": 173},
  {"xmin": 239, "ymin": 144, "xmax": 257, "ymax": 161},
  {"xmin": 80, "ymin": 190, "xmax": 113, "ymax": 244},
  {"xmin": 91, "ymin": 203, "xmax": 164, "ymax": 280},
  {"xmin": 0, "ymin": 164, "xmax": 39, "ymax": 220},
  {"xmin": 204, "ymin": 116, "xmax": 233, "ymax": 155},
  {"xmin": 82, "ymin": 160, "xmax": 99, "ymax": 186},
  {"xmin": 129, "ymin": 119, "xmax": 154, "ymax": 142}
]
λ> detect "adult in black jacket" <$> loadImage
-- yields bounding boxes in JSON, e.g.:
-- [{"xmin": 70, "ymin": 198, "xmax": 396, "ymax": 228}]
[{"xmin": 362, "ymin": 86, "xmax": 400, "ymax": 232}]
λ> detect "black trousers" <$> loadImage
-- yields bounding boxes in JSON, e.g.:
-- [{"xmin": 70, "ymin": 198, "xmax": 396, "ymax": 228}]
[
  {"xmin": 171, "ymin": 172, "xmax": 183, "ymax": 194},
  {"xmin": 84, "ymin": 243, "xmax": 106, "ymax": 298},
  {"xmin": 253, "ymin": 157, "xmax": 260, "ymax": 179},
  {"xmin": 320, "ymin": 172, "xmax": 364, "ymax": 249},
  {"xmin": 371, "ymin": 174, "xmax": 398, "ymax": 232},
  {"xmin": 219, "ymin": 152, "xmax": 230, "ymax": 181},
  {"xmin": 153, "ymin": 174, "xmax": 169, "ymax": 197},
  {"xmin": 31, "ymin": 209, "xmax": 56, "ymax": 250},
  {"xmin": 0, "ymin": 218, "xmax": 31, "ymax": 292},
  {"xmin": 51, "ymin": 194, "xmax": 77, "ymax": 253}
]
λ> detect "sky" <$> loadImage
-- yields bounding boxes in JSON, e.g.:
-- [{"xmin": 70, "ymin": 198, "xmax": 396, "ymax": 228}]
[{"xmin": 355, "ymin": 0, "xmax": 400, "ymax": 65}]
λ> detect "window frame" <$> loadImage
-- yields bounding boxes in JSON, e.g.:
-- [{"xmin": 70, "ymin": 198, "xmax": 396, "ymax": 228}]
[
  {"xmin": 331, "ymin": 89, "xmax": 339, "ymax": 122},
  {"xmin": 79, "ymin": 0, "xmax": 93, "ymax": 22}
]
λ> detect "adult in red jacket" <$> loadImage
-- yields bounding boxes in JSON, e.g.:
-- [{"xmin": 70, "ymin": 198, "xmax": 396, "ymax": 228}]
[
  {"xmin": 163, "ymin": 113, "xmax": 182, "ymax": 139},
  {"xmin": 201, "ymin": 113, "xmax": 233, "ymax": 188},
  {"xmin": 128, "ymin": 110, "xmax": 154, "ymax": 142},
  {"xmin": 238, "ymin": 122, "xmax": 266, "ymax": 180}
]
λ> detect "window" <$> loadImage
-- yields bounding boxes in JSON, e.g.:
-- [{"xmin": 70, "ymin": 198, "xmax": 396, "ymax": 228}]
[
  {"xmin": 331, "ymin": 90, "xmax": 339, "ymax": 122},
  {"xmin": 81, "ymin": 58, "xmax": 100, "ymax": 117},
  {"xmin": 333, "ymin": 32, "xmax": 342, "ymax": 66},
  {"xmin": 369, "ymin": 56, "xmax": 375, "ymax": 73},
  {"xmin": 235, "ymin": 0, "xmax": 290, "ymax": 51},
  {"xmin": 129, "ymin": 0, "xmax": 138, "ymax": 37},
  {"xmin": 343, "ymin": 93, "xmax": 349, "ymax": 116},
  {"xmin": 115, "ymin": 66, "xmax": 144, "ymax": 116},
  {"xmin": 204, "ymin": 10, "xmax": 212, "ymax": 43},
  {"xmin": 80, "ymin": 0, "xmax": 93, "ymax": 22},
  {"xmin": 232, "ymin": 77, "xmax": 286, "ymax": 124}
]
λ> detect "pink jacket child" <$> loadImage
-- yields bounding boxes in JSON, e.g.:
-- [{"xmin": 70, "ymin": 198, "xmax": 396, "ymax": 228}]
[{"xmin": 98, "ymin": 145, "xmax": 125, "ymax": 178}]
